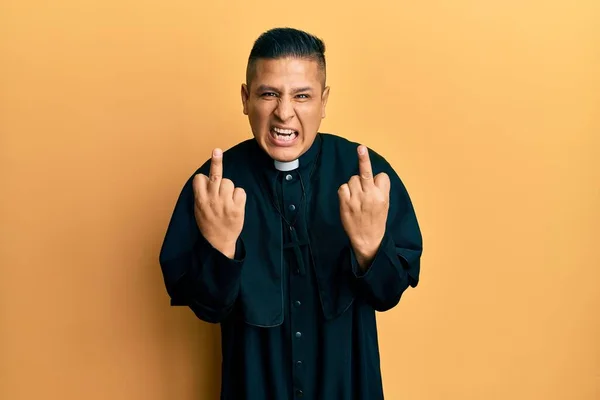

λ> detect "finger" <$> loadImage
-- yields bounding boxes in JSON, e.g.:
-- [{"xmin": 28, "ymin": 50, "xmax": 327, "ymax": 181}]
[
  {"xmin": 374, "ymin": 172, "xmax": 391, "ymax": 195},
  {"xmin": 338, "ymin": 183, "xmax": 351, "ymax": 202},
  {"xmin": 193, "ymin": 173, "xmax": 209, "ymax": 202},
  {"xmin": 208, "ymin": 148, "xmax": 223, "ymax": 195},
  {"xmin": 357, "ymin": 145, "xmax": 374, "ymax": 190},
  {"xmin": 233, "ymin": 187, "xmax": 246, "ymax": 207},
  {"xmin": 348, "ymin": 175, "xmax": 362, "ymax": 197},
  {"xmin": 219, "ymin": 178, "xmax": 234, "ymax": 198}
]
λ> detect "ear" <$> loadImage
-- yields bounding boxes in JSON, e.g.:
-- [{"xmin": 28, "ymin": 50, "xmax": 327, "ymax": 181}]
[
  {"xmin": 321, "ymin": 86, "xmax": 330, "ymax": 119},
  {"xmin": 241, "ymin": 83, "xmax": 249, "ymax": 115}
]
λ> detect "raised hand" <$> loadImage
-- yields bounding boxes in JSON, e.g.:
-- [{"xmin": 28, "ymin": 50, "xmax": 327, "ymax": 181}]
[
  {"xmin": 193, "ymin": 148, "xmax": 246, "ymax": 259},
  {"xmin": 338, "ymin": 145, "xmax": 391, "ymax": 269}
]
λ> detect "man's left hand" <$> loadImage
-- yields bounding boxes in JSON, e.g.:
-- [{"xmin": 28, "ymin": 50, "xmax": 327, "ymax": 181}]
[{"xmin": 338, "ymin": 145, "xmax": 390, "ymax": 270}]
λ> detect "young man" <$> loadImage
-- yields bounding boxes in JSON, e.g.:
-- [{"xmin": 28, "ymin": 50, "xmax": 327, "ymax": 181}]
[{"xmin": 159, "ymin": 27, "xmax": 422, "ymax": 399}]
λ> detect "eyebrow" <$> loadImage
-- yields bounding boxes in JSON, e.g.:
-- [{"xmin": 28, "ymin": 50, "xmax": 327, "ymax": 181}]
[{"xmin": 256, "ymin": 85, "xmax": 314, "ymax": 94}]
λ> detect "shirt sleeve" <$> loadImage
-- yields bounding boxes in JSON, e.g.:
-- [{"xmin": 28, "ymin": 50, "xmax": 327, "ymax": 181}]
[
  {"xmin": 349, "ymin": 155, "xmax": 423, "ymax": 312},
  {"xmin": 165, "ymin": 235, "xmax": 245, "ymax": 323},
  {"xmin": 158, "ymin": 168, "xmax": 245, "ymax": 323}
]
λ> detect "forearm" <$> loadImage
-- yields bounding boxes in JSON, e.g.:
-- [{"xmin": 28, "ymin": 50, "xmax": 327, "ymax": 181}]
[
  {"xmin": 350, "ymin": 233, "xmax": 419, "ymax": 311},
  {"xmin": 162, "ymin": 235, "xmax": 245, "ymax": 323}
]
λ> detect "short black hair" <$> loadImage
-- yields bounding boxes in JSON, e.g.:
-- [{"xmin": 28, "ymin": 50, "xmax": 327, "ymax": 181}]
[{"xmin": 246, "ymin": 27, "xmax": 326, "ymax": 88}]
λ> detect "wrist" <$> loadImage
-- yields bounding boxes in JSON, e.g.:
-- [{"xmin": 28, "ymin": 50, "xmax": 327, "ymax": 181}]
[
  {"xmin": 351, "ymin": 238, "xmax": 381, "ymax": 259},
  {"xmin": 220, "ymin": 242, "xmax": 237, "ymax": 259},
  {"xmin": 351, "ymin": 245, "xmax": 376, "ymax": 270},
  {"xmin": 351, "ymin": 236, "xmax": 383, "ymax": 270},
  {"xmin": 355, "ymin": 250, "xmax": 374, "ymax": 270},
  {"xmin": 208, "ymin": 238, "xmax": 237, "ymax": 259}
]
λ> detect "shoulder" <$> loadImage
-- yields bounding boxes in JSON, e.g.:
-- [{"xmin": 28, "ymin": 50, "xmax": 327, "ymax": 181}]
[
  {"xmin": 194, "ymin": 137, "xmax": 256, "ymax": 176},
  {"xmin": 169, "ymin": 138, "xmax": 256, "ymax": 206},
  {"xmin": 320, "ymin": 132, "xmax": 414, "ymax": 202},
  {"xmin": 319, "ymin": 132, "xmax": 394, "ymax": 174}
]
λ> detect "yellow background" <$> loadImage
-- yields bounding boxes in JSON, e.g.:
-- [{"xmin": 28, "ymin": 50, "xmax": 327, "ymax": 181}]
[{"xmin": 1, "ymin": 0, "xmax": 599, "ymax": 399}]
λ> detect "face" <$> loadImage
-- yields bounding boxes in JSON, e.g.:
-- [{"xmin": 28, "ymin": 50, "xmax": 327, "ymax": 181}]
[{"xmin": 241, "ymin": 57, "xmax": 330, "ymax": 162}]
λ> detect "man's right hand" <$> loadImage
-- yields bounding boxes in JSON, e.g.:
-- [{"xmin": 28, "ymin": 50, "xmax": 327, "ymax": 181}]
[{"xmin": 193, "ymin": 148, "xmax": 246, "ymax": 259}]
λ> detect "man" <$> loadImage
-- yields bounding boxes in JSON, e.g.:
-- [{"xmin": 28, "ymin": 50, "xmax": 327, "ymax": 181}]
[{"xmin": 159, "ymin": 27, "xmax": 422, "ymax": 399}]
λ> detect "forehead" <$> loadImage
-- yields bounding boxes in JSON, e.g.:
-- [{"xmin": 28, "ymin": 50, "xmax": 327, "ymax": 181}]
[{"xmin": 251, "ymin": 57, "xmax": 322, "ymax": 89}]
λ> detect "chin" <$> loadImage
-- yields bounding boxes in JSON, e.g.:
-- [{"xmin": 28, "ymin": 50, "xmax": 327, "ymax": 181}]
[
  {"xmin": 258, "ymin": 137, "xmax": 303, "ymax": 162},
  {"xmin": 269, "ymin": 147, "xmax": 302, "ymax": 162}
]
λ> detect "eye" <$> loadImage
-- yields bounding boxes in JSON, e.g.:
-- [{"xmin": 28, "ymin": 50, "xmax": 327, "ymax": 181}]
[
  {"xmin": 296, "ymin": 94, "xmax": 310, "ymax": 99},
  {"xmin": 261, "ymin": 92, "xmax": 277, "ymax": 97}
]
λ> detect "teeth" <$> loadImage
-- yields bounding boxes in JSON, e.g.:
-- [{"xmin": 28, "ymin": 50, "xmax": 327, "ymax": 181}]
[
  {"xmin": 273, "ymin": 132, "xmax": 296, "ymax": 142},
  {"xmin": 273, "ymin": 127, "xmax": 295, "ymax": 135},
  {"xmin": 271, "ymin": 127, "xmax": 297, "ymax": 142}
]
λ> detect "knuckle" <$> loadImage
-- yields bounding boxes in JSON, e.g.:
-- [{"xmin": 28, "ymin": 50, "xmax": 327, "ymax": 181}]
[
  {"xmin": 348, "ymin": 198, "xmax": 360, "ymax": 211},
  {"xmin": 208, "ymin": 198, "xmax": 221, "ymax": 211},
  {"xmin": 195, "ymin": 192, "xmax": 206, "ymax": 203},
  {"xmin": 193, "ymin": 174, "xmax": 204, "ymax": 187}
]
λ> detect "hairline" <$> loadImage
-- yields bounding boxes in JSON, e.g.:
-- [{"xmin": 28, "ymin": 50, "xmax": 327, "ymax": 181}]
[{"xmin": 245, "ymin": 55, "xmax": 327, "ymax": 92}]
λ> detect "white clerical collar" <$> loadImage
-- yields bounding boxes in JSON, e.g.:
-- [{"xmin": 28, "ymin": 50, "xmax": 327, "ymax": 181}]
[{"xmin": 274, "ymin": 159, "xmax": 299, "ymax": 171}]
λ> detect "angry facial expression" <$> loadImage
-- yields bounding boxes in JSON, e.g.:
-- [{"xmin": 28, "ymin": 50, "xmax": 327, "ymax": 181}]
[{"xmin": 241, "ymin": 57, "xmax": 330, "ymax": 162}]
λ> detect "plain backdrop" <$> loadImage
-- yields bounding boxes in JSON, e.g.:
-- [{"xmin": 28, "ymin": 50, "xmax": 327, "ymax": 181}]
[{"xmin": 1, "ymin": 0, "xmax": 599, "ymax": 399}]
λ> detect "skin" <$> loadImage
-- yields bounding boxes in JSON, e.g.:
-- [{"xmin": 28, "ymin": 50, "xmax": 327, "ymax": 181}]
[
  {"xmin": 240, "ymin": 57, "xmax": 329, "ymax": 162},
  {"xmin": 193, "ymin": 56, "xmax": 390, "ymax": 269},
  {"xmin": 338, "ymin": 146, "xmax": 390, "ymax": 269}
]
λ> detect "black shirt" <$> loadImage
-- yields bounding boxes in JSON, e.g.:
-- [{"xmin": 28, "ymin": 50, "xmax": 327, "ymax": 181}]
[{"xmin": 159, "ymin": 133, "xmax": 423, "ymax": 399}]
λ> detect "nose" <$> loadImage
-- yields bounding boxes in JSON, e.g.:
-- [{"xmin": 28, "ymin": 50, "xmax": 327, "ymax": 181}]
[{"xmin": 274, "ymin": 98, "xmax": 294, "ymax": 121}]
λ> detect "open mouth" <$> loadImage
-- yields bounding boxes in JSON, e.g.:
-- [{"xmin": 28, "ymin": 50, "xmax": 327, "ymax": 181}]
[{"xmin": 270, "ymin": 127, "xmax": 299, "ymax": 143}]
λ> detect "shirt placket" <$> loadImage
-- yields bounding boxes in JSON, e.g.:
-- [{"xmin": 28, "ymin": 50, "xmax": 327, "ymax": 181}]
[{"xmin": 282, "ymin": 171, "xmax": 308, "ymax": 399}]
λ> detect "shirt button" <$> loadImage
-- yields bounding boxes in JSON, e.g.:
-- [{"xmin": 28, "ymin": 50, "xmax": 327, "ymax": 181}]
[
  {"xmin": 295, "ymin": 331, "xmax": 302, "ymax": 338},
  {"xmin": 296, "ymin": 389, "xmax": 303, "ymax": 397},
  {"xmin": 294, "ymin": 268, "xmax": 300, "ymax": 275},
  {"xmin": 285, "ymin": 174, "xmax": 293, "ymax": 181},
  {"xmin": 296, "ymin": 360, "xmax": 303, "ymax": 367},
  {"xmin": 288, "ymin": 204, "xmax": 296, "ymax": 211},
  {"xmin": 294, "ymin": 300, "xmax": 301, "ymax": 307}
]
